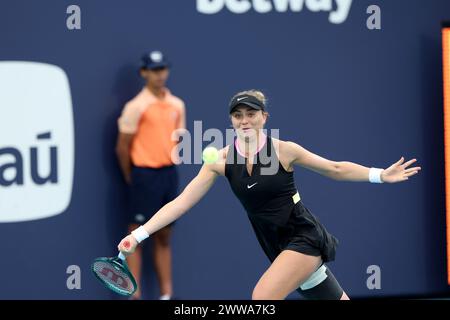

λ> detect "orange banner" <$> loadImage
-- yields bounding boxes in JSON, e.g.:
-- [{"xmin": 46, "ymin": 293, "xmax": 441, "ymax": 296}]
[{"xmin": 443, "ymin": 27, "xmax": 450, "ymax": 285}]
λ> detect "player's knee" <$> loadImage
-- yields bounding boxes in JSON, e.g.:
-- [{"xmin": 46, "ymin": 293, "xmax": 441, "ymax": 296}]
[
  {"xmin": 297, "ymin": 265, "xmax": 344, "ymax": 300},
  {"xmin": 252, "ymin": 284, "xmax": 273, "ymax": 300},
  {"xmin": 340, "ymin": 292, "xmax": 350, "ymax": 300}
]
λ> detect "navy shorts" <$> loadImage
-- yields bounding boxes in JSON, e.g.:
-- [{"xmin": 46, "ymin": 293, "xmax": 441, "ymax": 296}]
[{"xmin": 129, "ymin": 165, "xmax": 178, "ymax": 225}]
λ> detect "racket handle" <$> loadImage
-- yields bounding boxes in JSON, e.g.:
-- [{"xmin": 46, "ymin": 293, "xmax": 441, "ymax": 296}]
[{"xmin": 118, "ymin": 240, "xmax": 131, "ymax": 260}]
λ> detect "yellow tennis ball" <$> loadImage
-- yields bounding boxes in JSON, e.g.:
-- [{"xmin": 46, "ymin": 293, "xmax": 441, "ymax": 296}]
[{"xmin": 202, "ymin": 147, "xmax": 219, "ymax": 164}]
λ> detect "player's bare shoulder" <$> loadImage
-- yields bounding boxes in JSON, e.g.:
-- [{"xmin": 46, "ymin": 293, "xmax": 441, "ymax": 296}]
[
  {"xmin": 270, "ymin": 137, "xmax": 290, "ymax": 158},
  {"xmin": 271, "ymin": 138, "xmax": 297, "ymax": 171}
]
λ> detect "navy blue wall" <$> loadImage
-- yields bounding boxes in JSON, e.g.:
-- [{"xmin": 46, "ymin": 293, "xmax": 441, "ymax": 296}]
[{"xmin": 1, "ymin": 0, "xmax": 450, "ymax": 299}]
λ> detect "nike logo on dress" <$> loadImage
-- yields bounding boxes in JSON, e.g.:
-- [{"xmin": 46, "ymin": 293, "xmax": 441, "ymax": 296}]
[
  {"xmin": 237, "ymin": 97, "xmax": 247, "ymax": 101},
  {"xmin": 247, "ymin": 182, "xmax": 258, "ymax": 189}
]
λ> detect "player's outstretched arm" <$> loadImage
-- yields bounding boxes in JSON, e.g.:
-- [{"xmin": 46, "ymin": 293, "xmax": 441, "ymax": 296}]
[
  {"xmin": 286, "ymin": 141, "xmax": 421, "ymax": 183},
  {"xmin": 118, "ymin": 164, "xmax": 219, "ymax": 255}
]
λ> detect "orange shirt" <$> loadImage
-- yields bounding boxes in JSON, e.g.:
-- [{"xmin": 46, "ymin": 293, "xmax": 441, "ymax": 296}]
[{"xmin": 118, "ymin": 87, "xmax": 185, "ymax": 168}]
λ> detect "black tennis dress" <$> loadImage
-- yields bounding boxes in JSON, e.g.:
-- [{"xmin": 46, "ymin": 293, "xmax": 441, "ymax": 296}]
[{"xmin": 225, "ymin": 136, "xmax": 338, "ymax": 263}]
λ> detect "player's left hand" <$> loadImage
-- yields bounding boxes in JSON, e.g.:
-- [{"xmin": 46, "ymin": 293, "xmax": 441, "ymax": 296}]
[{"xmin": 381, "ymin": 157, "xmax": 421, "ymax": 183}]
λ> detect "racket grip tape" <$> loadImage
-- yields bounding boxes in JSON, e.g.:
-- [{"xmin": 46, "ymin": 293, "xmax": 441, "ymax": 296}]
[{"xmin": 118, "ymin": 240, "xmax": 130, "ymax": 260}]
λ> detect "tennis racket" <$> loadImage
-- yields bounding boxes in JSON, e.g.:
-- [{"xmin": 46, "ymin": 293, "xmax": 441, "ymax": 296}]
[{"xmin": 91, "ymin": 240, "xmax": 138, "ymax": 296}]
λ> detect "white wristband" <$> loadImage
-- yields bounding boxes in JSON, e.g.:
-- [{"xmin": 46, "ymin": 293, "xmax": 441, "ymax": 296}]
[
  {"xmin": 131, "ymin": 226, "xmax": 149, "ymax": 243},
  {"xmin": 369, "ymin": 168, "xmax": 384, "ymax": 183}
]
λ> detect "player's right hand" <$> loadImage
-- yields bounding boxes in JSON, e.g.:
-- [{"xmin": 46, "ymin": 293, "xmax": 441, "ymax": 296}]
[{"xmin": 117, "ymin": 234, "xmax": 138, "ymax": 256}]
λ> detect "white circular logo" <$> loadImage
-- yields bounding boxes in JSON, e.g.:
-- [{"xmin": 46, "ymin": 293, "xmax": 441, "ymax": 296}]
[
  {"xmin": 150, "ymin": 51, "xmax": 163, "ymax": 63},
  {"xmin": 134, "ymin": 214, "xmax": 145, "ymax": 223}
]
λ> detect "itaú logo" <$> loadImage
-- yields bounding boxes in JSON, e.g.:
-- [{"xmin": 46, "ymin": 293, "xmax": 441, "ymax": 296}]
[
  {"xmin": 197, "ymin": 0, "xmax": 353, "ymax": 24},
  {"xmin": 0, "ymin": 61, "xmax": 74, "ymax": 223}
]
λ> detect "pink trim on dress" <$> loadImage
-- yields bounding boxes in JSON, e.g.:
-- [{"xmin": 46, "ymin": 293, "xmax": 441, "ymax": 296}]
[{"xmin": 235, "ymin": 133, "xmax": 267, "ymax": 158}]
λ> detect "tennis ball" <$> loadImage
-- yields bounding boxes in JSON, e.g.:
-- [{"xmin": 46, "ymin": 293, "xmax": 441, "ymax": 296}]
[{"xmin": 202, "ymin": 147, "xmax": 219, "ymax": 164}]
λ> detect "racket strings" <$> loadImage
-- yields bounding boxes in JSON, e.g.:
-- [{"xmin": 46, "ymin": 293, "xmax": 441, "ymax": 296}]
[{"xmin": 92, "ymin": 260, "xmax": 136, "ymax": 295}]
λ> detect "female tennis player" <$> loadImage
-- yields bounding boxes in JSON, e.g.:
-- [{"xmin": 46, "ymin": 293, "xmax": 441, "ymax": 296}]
[{"xmin": 118, "ymin": 90, "xmax": 421, "ymax": 300}]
